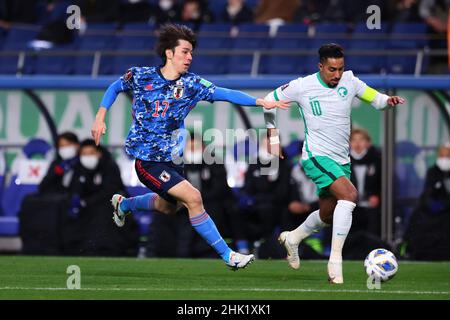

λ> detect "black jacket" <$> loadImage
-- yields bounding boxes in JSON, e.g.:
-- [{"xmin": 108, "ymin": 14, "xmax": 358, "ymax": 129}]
[
  {"xmin": 71, "ymin": 149, "xmax": 127, "ymax": 208},
  {"xmin": 243, "ymin": 157, "xmax": 291, "ymax": 205},
  {"xmin": 350, "ymin": 146, "xmax": 381, "ymax": 202},
  {"xmin": 39, "ymin": 157, "xmax": 79, "ymax": 195},
  {"xmin": 418, "ymin": 165, "xmax": 450, "ymax": 213}
]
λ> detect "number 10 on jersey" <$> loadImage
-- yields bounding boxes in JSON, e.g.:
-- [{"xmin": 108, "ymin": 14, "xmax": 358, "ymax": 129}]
[{"xmin": 309, "ymin": 100, "xmax": 322, "ymax": 116}]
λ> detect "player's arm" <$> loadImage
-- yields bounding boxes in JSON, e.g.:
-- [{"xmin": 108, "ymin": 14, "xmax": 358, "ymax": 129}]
[
  {"xmin": 262, "ymin": 80, "xmax": 300, "ymax": 158},
  {"xmin": 91, "ymin": 79, "xmax": 126, "ymax": 145},
  {"xmin": 211, "ymin": 87, "xmax": 290, "ymax": 110},
  {"xmin": 354, "ymin": 73, "xmax": 405, "ymax": 110}
]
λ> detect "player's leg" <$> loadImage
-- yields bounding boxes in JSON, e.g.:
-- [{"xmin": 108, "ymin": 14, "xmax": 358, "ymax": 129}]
[
  {"xmin": 112, "ymin": 159, "xmax": 184, "ymax": 227},
  {"xmin": 279, "ymin": 196, "xmax": 333, "ymax": 269},
  {"xmin": 117, "ymin": 192, "xmax": 181, "ymax": 214},
  {"xmin": 168, "ymin": 180, "xmax": 254, "ymax": 269},
  {"xmin": 327, "ymin": 176, "xmax": 357, "ymax": 284}
]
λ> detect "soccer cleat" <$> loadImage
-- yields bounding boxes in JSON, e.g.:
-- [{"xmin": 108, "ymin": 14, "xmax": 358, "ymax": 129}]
[
  {"xmin": 111, "ymin": 194, "xmax": 130, "ymax": 227},
  {"xmin": 278, "ymin": 231, "xmax": 300, "ymax": 270},
  {"xmin": 327, "ymin": 260, "xmax": 344, "ymax": 284},
  {"xmin": 226, "ymin": 251, "xmax": 255, "ymax": 270}
]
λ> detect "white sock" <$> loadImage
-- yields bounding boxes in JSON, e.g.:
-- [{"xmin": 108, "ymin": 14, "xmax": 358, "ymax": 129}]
[
  {"xmin": 290, "ymin": 210, "xmax": 329, "ymax": 244},
  {"xmin": 329, "ymin": 200, "xmax": 356, "ymax": 263}
]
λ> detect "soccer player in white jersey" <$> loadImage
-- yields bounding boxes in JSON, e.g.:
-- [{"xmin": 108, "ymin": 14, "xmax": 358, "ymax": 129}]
[{"xmin": 263, "ymin": 43, "xmax": 405, "ymax": 284}]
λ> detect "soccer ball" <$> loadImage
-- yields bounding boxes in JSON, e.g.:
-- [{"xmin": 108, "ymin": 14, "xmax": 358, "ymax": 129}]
[{"xmin": 364, "ymin": 248, "xmax": 398, "ymax": 282}]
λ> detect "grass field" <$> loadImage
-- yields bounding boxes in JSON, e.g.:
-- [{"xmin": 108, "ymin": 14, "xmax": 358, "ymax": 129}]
[{"xmin": 0, "ymin": 256, "xmax": 449, "ymax": 300}]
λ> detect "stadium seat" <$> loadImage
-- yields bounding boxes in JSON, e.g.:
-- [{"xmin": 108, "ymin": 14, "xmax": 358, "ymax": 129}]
[
  {"xmin": 0, "ymin": 216, "xmax": 19, "ymax": 236},
  {"xmin": 345, "ymin": 23, "xmax": 389, "ymax": 74},
  {"xmin": 197, "ymin": 23, "xmax": 232, "ymax": 50},
  {"xmin": 228, "ymin": 31, "xmax": 270, "ymax": 74},
  {"xmin": 0, "ymin": 55, "xmax": 20, "ymax": 75},
  {"xmin": 116, "ymin": 35, "xmax": 156, "ymax": 51},
  {"xmin": 2, "ymin": 26, "xmax": 39, "ymax": 50},
  {"xmin": 260, "ymin": 55, "xmax": 305, "ymax": 75},
  {"xmin": 308, "ymin": 22, "xmax": 350, "ymax": 51},
  {"xmin": 121, "ymin": 22, "xmax": 156, "ymax": 32},
  {"xmin": 386, "ymin": 23, "xmax": 428, "ymax": 74},
  {"xmin": 111, "ymin": 54, "xmax": 157, "ymax": 75},
  {"xmin": 190, "ymin": 54, "xmax": 228, "ymax": 75},
  {"xmin": 1, "ymin": 139, "xmax": 52, "ymax": 217},
  {"xmin": 27, "ymin": 44, "xmax": 77, "ymax": 75},
  {"xmin": 260, "ymin": 33, "xmax": 311, "ymax": 75}
]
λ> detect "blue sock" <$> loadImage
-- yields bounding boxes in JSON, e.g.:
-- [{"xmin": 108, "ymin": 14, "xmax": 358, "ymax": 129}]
[
  {"xmin": 120, "ymin": 193, "xmax": 157, "ymax": 212},
  {"xmin": 190, "ymin": 211, "xmax": 232, "ymax": 262}
]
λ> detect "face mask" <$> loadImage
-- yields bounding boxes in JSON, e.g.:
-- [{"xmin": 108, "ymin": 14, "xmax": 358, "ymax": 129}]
[
  {"xmin": 159, "ymin": 0, "xmax": 173, "ymax": 10},
  {"xmin": 350, "ymin": 148, "xmax": 368, "ymax": 160},
  {"xmin": 436, "ymin": 157, "xmax": 450, "ymax": 172},
  {"xmin": 59, "ymin": 145, "xmax": 77, "ymax": 160},
  {"xmin": 80, "ymin": 155, "xmax": 99, "ymax": 170}
]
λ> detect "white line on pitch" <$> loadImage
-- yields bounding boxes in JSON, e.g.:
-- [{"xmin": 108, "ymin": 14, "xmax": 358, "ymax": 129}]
[{"xmin": 0, "ymin": 287, "xmax": 449, "ymax": 295}]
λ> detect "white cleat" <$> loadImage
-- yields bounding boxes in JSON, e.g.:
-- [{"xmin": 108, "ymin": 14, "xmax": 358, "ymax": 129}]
[
  {"xmin": 111, "ymin": 194, "xmax": 129, "ymax": 227},
  {"xmin": 226, "ymin": 251, "xmax": 255, "ymax": 270},
  {"xmin": 327, "ymin": 260, "xmax": 344, "ymax": 284},
  {"xmin": 278, "ymin": 231, "xmax": 300, "ymax": 270}
]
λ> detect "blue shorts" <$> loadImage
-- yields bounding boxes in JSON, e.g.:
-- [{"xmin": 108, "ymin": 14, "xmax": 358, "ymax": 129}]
[{"xmin": 135, "ymin": 159, "xmax": 185, "ymax": 204}]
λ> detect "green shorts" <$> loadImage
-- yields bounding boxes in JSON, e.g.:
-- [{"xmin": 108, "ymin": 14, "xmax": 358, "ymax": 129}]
[{"xmin": 301, "ymin": 156, "xmax": 351, "ymax": 198}]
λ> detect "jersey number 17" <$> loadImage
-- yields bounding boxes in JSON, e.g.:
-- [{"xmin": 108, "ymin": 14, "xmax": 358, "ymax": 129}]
[{"xmin": 151, "ymin": 100, "xmax": 170, "ymax": 118}]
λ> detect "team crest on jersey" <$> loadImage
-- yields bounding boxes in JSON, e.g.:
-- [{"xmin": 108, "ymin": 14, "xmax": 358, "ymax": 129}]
[
  {"xmin": 173, "ymin": 80, "xmax": 184, "ymax": 99},
  {"xmin": 159, "ymin": 170, "xmax": 171, "ymax": 182},
  {"xmin": 337, "ymin": 86, "xmax": 348, "ymax": 99}
]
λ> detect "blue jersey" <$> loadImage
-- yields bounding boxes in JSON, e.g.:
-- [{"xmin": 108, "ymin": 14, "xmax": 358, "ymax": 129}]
[{"xmin": 119, "ymin": 66, "xmax": 216, "ymax": 162}]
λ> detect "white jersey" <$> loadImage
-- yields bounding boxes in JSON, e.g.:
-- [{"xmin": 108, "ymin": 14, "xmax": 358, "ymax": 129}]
[{"xmin": 272, "ymin": 71, "xmax": 369, "ymax": 165}]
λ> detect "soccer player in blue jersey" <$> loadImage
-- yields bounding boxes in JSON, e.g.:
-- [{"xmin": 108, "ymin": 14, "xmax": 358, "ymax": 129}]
[{"xmin": 91, "ymin": 24, "xmax": 289, "ymax": 269}]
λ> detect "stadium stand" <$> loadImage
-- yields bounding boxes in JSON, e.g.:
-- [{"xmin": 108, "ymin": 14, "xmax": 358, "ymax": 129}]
[{"xmin": 0, "ymin": 18, "xmax": 439, "ymax": 76}]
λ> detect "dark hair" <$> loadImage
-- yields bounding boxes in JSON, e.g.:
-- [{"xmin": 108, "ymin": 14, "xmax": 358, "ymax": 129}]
[
  {"xmin": 80, "ymin": 138, "xmax": 99, "ymax": 150},
  {"xmin": 319, "ymin": 43, "xmax": 344, "ymax": 63},
  {"xmin": 156, "ymin": 23, "xmax": 196, "ymax": 64},
  {"xmin": 58, "ymin": 131, "xmax": 79, "ymax": 145}
]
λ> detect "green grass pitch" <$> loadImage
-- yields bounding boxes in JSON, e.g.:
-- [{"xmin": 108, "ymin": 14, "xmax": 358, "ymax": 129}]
[{"xmin": 0, "ymin": 256, "xmax": 449, "ymax": 300}]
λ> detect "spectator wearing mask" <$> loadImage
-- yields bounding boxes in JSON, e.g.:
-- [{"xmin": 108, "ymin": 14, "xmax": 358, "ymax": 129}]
[
  {"xmin": 39, "ymin": 131, "xmax": 80, "ymax": 195},
  {"xmin": 66, "ymin": 139, "xmax": 138, "ymax": 256},
  {"xmin": 418, "ymin": 142, "xmax": 450, "ymax": 214},
  {"xmin": 220, "ymin": 0, "xmax": 253, "ymax": 25},
  {"xmin": 349, "ymin": 128, "xmax": 382, "ymax": 236},
  {"xmin": 404, "ymin": 142, "xmax": 450, "ymax": 260}
]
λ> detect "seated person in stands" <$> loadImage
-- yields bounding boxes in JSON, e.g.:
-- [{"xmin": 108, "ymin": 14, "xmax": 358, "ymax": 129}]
[
  {"xmin": 403, "ymin": 142, "xmax": 450, "ymax": 260},
  {"xmin": 39, "ymin": 131, "xmax": 79, "ymax": 195},
  {"xmin": 349, "ymin": 128, "xmax": 382, "ymax": 237},
  {"xmin": 66, "ymin": 139, "xmax": 138, "ymax": 256}
]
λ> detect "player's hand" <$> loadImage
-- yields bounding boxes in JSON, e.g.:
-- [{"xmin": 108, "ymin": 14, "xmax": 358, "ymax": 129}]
[
  {"xmin": 267, "ymin": 128, "xmax": 284, "ymax": 159},
  {"xmin": 387, "ymin": 96, "xmax": 405, "ymax": 107},
  {"xmin": 257, "ymin": 98, "xmax": 290, "ymax": 110},
  {"xmin": 91, "ymin": 119, "xmax": 106, "ymax": 146}
]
